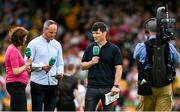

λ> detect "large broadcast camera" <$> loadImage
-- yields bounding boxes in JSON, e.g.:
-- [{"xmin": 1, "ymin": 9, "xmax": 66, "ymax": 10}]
[
  {"xmin": 137, "ymin": 6, "xmax": 177, "ymax": 96},
  {"xmin": 145, "ymin": 5, "xmax": 176, "ymax": 43}
]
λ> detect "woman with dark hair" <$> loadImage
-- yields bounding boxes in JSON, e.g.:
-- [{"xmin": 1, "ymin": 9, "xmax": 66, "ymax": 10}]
[{"xmin": 4, "ymin": 27, "xmax": 32, "ymax": 111}]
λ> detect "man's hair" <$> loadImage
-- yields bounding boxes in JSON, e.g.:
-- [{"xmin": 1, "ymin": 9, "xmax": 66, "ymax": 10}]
[
  {"xmin": 43, "ymin": 20, "xmax": 57, "ymax": 29},
  {"xmin": 91, "ymin": 22, "xmax": 108, "ymax": 32},
  {"xmin": 144, "ymin": 18, "xmax": 157, "ymax": 32},
  {"xmin": 9, "ymin": 27, "xmax": 29, "ymax": 46}
]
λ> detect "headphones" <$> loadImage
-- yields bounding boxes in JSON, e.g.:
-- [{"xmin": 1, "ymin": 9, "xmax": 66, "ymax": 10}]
[{"xmin": 145, "ymin": 18, "xmax": 157, "ymax": 32}]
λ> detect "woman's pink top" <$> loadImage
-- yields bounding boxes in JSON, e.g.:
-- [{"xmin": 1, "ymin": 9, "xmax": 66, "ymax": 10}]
[{"xmin": 5, "ymin": 45, "xmax": 29, "ymax": 84}]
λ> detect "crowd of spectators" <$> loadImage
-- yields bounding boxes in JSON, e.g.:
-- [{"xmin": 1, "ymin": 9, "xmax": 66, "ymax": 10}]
[{"xmin": 0, "ymin": 0, "xmax": 180, "ymax": 111}]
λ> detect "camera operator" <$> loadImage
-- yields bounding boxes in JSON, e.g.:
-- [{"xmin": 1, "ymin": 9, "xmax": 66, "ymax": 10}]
[{"xmin": 134, "ymin": 18, "xmax": 180, "ymax": 111}]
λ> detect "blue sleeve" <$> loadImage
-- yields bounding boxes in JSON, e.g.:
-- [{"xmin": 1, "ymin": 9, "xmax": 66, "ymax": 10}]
[
  {"xmin": 133, "ymin": 43, "xmax": 140, "ymax": 59},
  {"xmin": 169, "ymin": 43, "xmax": 180, "ymax": 64},
  {"xmin": 133, "ymin": 43, "xmax": 146, "ymax": 62}
]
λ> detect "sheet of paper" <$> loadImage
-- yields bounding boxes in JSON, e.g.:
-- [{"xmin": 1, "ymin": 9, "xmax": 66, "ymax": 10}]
[{"xmin": 105, "ymin": 92, "xmax": 120, "ymax": 105}]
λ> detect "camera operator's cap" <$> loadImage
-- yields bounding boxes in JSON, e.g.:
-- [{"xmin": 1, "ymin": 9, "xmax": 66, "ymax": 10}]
[{"xmin": 145, "ymin": 18, "xmax": 157, "ymax": 32}]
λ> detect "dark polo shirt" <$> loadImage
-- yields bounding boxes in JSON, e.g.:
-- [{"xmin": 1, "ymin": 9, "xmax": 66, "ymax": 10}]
[{"xmin": 82, "ymin": 42, "xmax": 122, "ymax": 88}]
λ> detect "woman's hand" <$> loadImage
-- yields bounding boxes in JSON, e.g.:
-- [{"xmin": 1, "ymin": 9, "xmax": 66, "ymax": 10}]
[
  {"xmin": 26, "ymin": 66, "xmax": 31, "ymax": 73},
  {"xmin": 25, "ymin": 58, "xmax": 32, "ymax": 67}
]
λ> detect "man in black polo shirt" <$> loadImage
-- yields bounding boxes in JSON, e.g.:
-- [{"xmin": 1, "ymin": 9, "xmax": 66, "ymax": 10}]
[{"xmin": 80, "ymin": 22, "xmax": 123, "ymax": 111}]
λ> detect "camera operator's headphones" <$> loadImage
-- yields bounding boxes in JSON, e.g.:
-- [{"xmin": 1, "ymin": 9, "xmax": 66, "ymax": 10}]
[{"xmin": 145, "ymin": 18, "xmax": 157, "ymax": 32}]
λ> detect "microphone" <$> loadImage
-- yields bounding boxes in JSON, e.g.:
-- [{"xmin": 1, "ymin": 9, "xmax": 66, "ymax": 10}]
[
  {"xmin": 25, "ymin": 48, "xmax": 31, "ymax": 68},
  {"xmin": 92, "ymin": 45, "xmax": 100, "ymax": 67},
  {"xmin": 93, "ymin": 45, "xmax": 100, "ymax": 56},
  {"xmin": 25, "ymin": 48, "xmax": 31, "ymax": 59},
  {"xmin": 49, "ymin": 57, "xmax": 56, "ymax": 66},
  {"xmin": 46, "ymin": 57, "xmax": 56, "ymax": 73}
]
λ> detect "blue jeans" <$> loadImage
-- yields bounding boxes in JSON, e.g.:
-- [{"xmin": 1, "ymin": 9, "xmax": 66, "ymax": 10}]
[{"xmin": 85, "ymin": 87, "xmax": 114, "ymax": 111}]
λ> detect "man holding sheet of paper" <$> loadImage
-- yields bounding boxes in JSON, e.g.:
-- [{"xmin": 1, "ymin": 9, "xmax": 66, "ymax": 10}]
[{"xmin": 80, "ymin": 22, "xmax": 123, "ymax": 111}]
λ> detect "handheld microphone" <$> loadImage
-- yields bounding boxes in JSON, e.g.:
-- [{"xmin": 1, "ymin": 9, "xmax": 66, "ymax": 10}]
[
  {"xmin": 25, "ymin": 48, "xmax": 31, "ymax": 59},
  {"xmin": 92, "ymin": 45, "xmax": 100, "ymax": 67},
  {"xmin": 93, "ymin": 45, "xmax": 100, "ymax": 56},
  {"xmin": 25, "ymin": 48, "xmax": 31, "ymax": 68},
  {"xmin": 49, "ymin": 57, "xmax": 56, "ymax": 66},
  {"xmin": 46, "ymin": 57, "xmax": 56, "ymax": 73}
]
